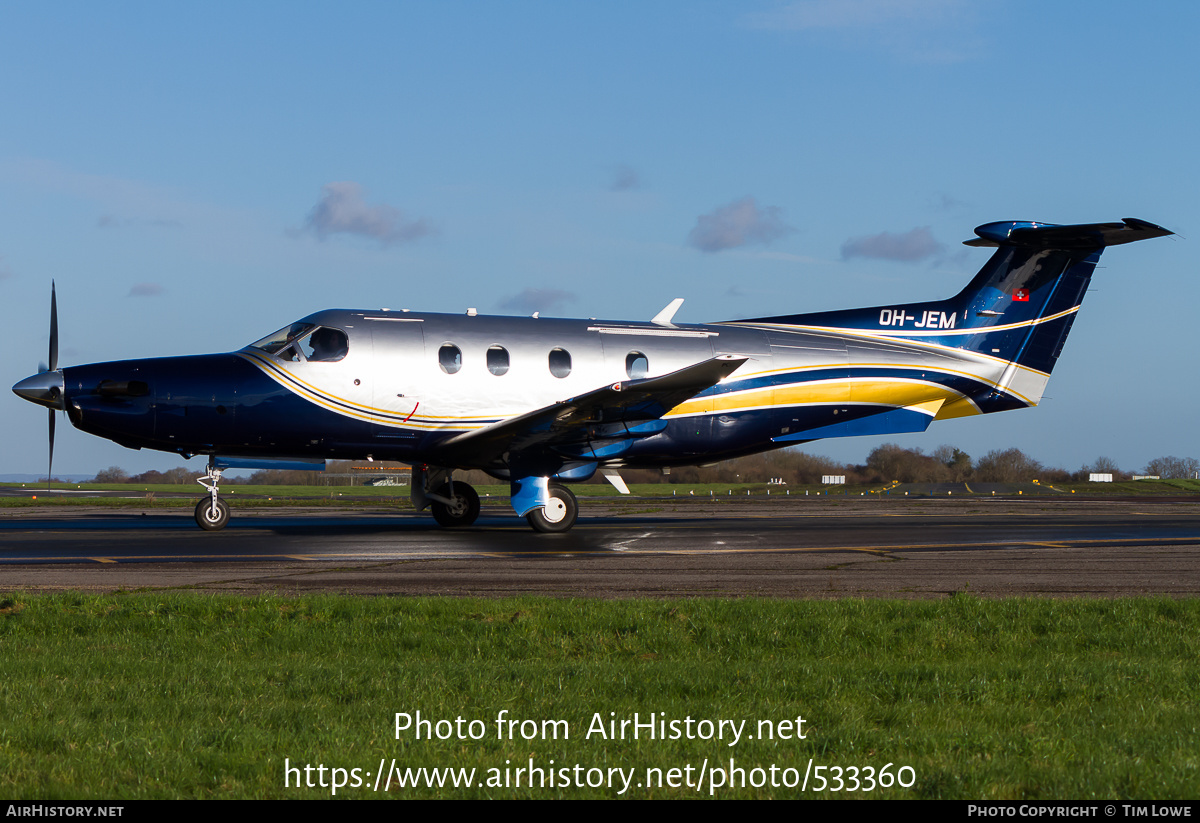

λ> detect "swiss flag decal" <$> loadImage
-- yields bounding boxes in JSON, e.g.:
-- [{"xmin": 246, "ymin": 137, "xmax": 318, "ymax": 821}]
[{"xmin": 1013, "ymin": 288, "xmax": 1030, "ymax": 302}]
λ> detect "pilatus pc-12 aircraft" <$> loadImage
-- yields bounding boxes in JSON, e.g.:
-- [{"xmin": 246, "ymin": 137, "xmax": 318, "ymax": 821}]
[{"xmin": 13, "ymin": 217, "xmax": 1171, "ymax": 533}]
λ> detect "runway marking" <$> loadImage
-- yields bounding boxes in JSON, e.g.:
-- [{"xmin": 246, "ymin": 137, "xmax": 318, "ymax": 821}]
[
  {"xmin": 609, "ymin": 532, "xmax": 656, "ymax": 552},
  {"xmin": 612, "ymin": 535, "xmax": 1200, "ymax": 556},
  {"xmin": 4, "ymin": 534, "xmax": 1198, "ymax": 565}
]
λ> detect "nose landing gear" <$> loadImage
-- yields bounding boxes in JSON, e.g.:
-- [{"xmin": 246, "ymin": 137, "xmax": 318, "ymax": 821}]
[{"xmin": 195, "ymin": 462, "xmax": 229, "ymax": 530}]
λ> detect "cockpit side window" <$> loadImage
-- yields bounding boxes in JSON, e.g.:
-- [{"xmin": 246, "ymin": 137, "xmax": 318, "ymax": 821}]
[
  {"xmin": 300, "ymin": 328, "xmax": 349, "ymax": 362},
  {"xmin": 248, "ymin": 323, "xmax": 348, "ymax": 363}
]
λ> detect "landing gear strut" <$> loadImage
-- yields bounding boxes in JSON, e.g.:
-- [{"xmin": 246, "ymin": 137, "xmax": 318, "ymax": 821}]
[{"xmin": 195, "ymin": 462, "xmax": 229, "ymax": 531}]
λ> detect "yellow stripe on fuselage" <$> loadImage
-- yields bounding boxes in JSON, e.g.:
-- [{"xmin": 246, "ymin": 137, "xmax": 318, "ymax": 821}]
[{"xmin": 664, "ymin": 377, "xmax": 977, "ymax": 419}]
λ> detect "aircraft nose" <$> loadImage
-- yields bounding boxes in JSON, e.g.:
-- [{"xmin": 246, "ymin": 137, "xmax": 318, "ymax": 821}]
[{"xmin": 12, "ymin": 371, "xmax": 65, "ymax": 410}]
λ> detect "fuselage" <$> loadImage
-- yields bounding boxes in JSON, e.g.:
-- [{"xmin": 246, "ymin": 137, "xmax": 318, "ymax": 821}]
[{"xmin": 52, "ymin": 306, "xmax": 1031, "ymax": 470}]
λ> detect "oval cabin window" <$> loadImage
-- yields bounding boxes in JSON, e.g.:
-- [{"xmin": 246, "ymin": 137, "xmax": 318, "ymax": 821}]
[
  {"xmin": 548, "ymin": 348, "xmax": 571, "ymax": 378},
  {"xmin": 626, "ymin": 351, "xmax": 648, "ymax": 379},
  {"xmin": 439, "ymin": 344, "xmax": 462, "ymax": 374},
  {"xmin": 487, "ymin": 345, "xmax": 510, "ymax": 376}
]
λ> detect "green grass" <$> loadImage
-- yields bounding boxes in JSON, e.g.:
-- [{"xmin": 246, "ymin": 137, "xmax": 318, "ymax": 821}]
[
  {"xmin": 2, "ymin": 477, "xmax": 1197, "ymax": 509},
  {"xmin": 0, "ymin": 482, "xmax": 873, "ymax": 508},
  {"xmin": 1055, "ymin": 479, "xmax": 1200, "ymax": 495},
  {"xmin": 1, "ymin": 594, "xmax": 1198, "ymax": 799}
]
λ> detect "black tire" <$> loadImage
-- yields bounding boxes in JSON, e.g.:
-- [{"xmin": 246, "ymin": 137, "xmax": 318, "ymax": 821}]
[
  {"xmin": 430, "ymin": 482, "xmax": 480, "ymax": 527},
  {"xmin": 526, "ymin": 484, "xmax": 578, "ymax": 533},
  {"xmin": 195, "ymin": 496, "xmax": 230, "ymax": 531}
]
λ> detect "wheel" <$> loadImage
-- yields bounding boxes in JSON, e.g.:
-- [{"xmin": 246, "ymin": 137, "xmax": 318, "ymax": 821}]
[
  {"xmin": 526, "ymin": 485, "xmax": 578, "ymax": 533},
  {"xmin": 195, "ymin": 496, "xmax": 230, "ymax": 531},
  {"xmin": 430, "ymin": 482, "xmax": 480, "ymax": 527}
]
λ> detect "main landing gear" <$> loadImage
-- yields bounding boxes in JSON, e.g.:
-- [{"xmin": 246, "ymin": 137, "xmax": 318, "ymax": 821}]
[
  {"xmin": 526, "ymin": 484, "xmax": 577, "ymax": 533},
  {"xmin": 194, "ymin": 462, "xmax": 229, "ymax": 531},
  {"xmin": 414, "ymin": 466, "xmax": 580, "ymax": 532},
  {"xmin": 414, "ymin": 466, "xmax": 481, "ymax": 528},
  {"xmin": 429, "ymin": 481, "xmax": 481, "ymax": 527}
]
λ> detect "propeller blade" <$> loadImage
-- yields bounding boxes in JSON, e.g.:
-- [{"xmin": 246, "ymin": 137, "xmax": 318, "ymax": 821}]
[
  {"xmin": 48, "ymin": 408, "xmax": 56, "ymax": 488},
  {"xmin": 49, "ymin": 280, "xmax": 58, "ymax": 373}
]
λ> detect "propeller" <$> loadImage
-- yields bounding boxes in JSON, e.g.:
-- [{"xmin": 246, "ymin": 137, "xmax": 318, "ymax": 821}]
[
  {"xmin": 46, "ymin": 282, "xmax": 58, "ymax": 488},
  {"xmin": 12, "ymin": 281, "xmax": 67, "ymax": 490}
]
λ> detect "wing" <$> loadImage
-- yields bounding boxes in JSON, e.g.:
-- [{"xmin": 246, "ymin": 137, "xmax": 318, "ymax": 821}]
[{"xmin": 429, "ymin": 355, "xmax": 748, "ymax": 468}]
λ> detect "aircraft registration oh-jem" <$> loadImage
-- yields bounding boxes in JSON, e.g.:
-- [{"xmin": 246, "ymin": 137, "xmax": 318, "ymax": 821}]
[{"xmin": 13, "ymin": 217, "xmax": 1172, "ymax": 533}]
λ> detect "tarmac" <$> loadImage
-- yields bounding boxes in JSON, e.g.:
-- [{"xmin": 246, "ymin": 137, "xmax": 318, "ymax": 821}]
[{"xmin": 2, "ymin": 495, "xmax": 1198, "ymax": 598}]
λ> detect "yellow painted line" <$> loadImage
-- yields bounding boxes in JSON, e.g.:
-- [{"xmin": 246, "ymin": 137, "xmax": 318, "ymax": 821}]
[{"xmin": 88, "ymin": 557, "xmax": 118, "ymax": 564}]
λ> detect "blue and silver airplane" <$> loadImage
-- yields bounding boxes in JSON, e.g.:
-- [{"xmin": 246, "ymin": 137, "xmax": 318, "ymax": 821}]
[{"xmin": 12, "ymin": 218, "xmax": 1171, "ymax": 532}]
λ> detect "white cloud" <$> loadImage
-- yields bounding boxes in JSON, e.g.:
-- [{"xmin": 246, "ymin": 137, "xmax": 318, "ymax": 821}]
[
  {"xmin": 498, "ymin": 288, "xmax": 577, "ymax": 315},
  {"xmin": 747, "ymin": 0, "xmax": 962, "ymax": 30},
  {"xmin": 302, "ymin": 182, "xmax": 436, "ymax": 245},
  {"xmin": 687, "ymin": 196, "xmax": 794, "ymax": 253},
  {"xmin": 744, "ymin": 0, "xmax": 980, "ymax": 63},
  {"xmin": 841, "ymin": 226, "xmax": 942, "ymax": 262},
  {"xmin": 610, "ymin": 164, "xmax": 641, "ymax": 192},
  {"xmin": 97, "ymin": 215, "xmax": 182, "ymax": 229},
  {"xmin": 931, "ymin": 192, "xmax": 970, "ymax": 212}
]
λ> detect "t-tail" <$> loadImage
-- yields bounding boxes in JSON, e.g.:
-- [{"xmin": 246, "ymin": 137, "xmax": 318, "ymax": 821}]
[{"xmin": 734, "ymin": 217, "xmax": 1172, "ymax": 417}]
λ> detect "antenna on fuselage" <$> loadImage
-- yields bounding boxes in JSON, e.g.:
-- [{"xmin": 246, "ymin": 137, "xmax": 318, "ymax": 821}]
[{"xmin": 651, "ymin": 298, "xmax": 684, "ymax": 328}]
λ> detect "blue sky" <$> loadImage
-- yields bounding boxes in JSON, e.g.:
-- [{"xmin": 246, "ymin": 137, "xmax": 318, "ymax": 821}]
[{"xmin": 2, "ymin": 0, "xmax": 1197, "ymax": 477}]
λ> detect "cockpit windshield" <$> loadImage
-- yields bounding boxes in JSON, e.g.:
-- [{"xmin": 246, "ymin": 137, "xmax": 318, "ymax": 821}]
[
  {"xmin": 248, "ymin": 323, "xmax": 348, "ymax": 363},
  {"xmin": 250, "ymin": 323, "xmax": 316, "ymax": 354}
]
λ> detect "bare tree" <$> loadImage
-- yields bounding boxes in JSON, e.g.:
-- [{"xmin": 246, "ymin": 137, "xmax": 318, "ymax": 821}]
[
  {"xmin": 974, "ymin": 448, "xmax": 1043, "ymax": 482},
  {"xmin": 92, "ymin": 466, "xmax": 129, "ymax": 483},
  {"xmin": 932, "ymin": 444, "xmax": 972, "ymax": 481},
  {"xmin": 1087, "ymin": 456, "xmax": 1127, "ymax": 480},
  {"xmin": 1144, "ymin": 456, "xmax": 1200, "ymax": 479}
]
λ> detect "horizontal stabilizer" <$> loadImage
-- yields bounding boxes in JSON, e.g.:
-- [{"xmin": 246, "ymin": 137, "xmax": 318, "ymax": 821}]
[{"xmin": 964, "ymin": 218, "xmax": 1173, "ymax": 249}]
